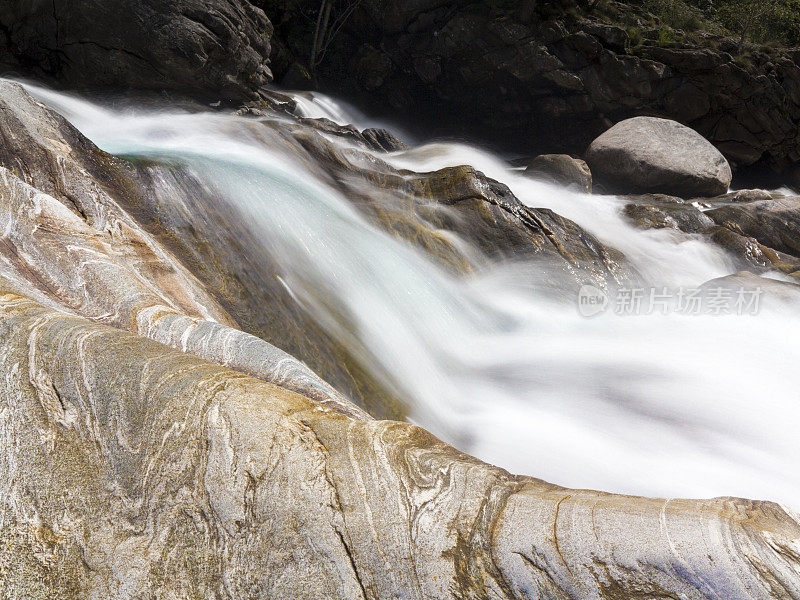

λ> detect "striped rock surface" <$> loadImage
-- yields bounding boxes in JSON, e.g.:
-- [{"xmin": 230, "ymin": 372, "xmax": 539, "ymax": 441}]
[
  {"xmin": 0, "ymin": 82, "xmax": 797, "ymax": 598},
  {"xmin": 0, "ymin": 292, "xmax": 797, "ymax": 598}
]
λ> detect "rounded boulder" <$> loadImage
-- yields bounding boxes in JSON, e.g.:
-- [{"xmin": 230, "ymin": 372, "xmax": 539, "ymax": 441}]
[{"xmin": 586, "ymin": 117, "xmax": 732, "ymax": 198}]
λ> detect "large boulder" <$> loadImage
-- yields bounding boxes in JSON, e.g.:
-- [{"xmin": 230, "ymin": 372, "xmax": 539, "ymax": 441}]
[
  {"xmin": 0, "ymin": 0, "xmax": 273, "ymax": 100},
  {"xmin": 586, "ymin": 117, "xmax": 732, "ymax": 197}
]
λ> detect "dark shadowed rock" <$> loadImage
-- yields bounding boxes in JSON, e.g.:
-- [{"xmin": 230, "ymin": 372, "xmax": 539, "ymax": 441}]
[
  {"xmin": 293, "ymin": 117, "xmax": 407, "ymax": 153},
  {"xmin": 361, "ymin": 127, "xmax": 408, "ymax": 152},
  {"xmin": 0, "ymin": 0, "xmax": 273, "ymax": 100},
  {"xmin": 523, "ymin": 154, "xmax": 592, "ymax": 192},
  {"xmin": 261, "ymin": 1, "xmax": 800, "ymax": 182},
  {"xmin": 586, "ymin": 117, "xmax": 732, "ymax": 198}
]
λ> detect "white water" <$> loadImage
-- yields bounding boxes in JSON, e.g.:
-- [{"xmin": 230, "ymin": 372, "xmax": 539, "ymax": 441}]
[{"xmin": 20, "ymin": 81, "xmax": 800, "ymax": 509}]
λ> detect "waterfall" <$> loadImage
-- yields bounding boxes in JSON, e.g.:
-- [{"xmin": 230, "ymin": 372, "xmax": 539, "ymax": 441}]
[{"xmin": 20, "ymin": 80, "xmax": 800, "ymax": 510}]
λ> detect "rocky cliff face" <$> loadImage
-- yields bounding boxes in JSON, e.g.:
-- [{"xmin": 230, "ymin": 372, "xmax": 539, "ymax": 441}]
[
  {"xmin": 0, "ymin": 0, "xmax": 273, "ymax": 100},
  {"xmin": 266, "ymin": 0, "xmax": 800, "ymax": 183}
]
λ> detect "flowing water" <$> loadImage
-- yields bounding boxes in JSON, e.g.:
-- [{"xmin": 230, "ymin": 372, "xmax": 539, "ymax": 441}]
[{"xmin": 20, "ymin": 81, "xmax": 800, "ymax": 510}]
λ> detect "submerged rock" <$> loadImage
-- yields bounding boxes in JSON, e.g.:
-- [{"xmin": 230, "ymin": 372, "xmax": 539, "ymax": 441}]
[
  {"xmin": 522, "ymin": 153, "xmax": 592, "ymax": 192},
  {"xmin": 702, "ymin": 270, "xmax": 800, "ymax": 307},
  {"xmin": 587, "ymin": 117, "xmax": 732, "ymax": 198},
  {"xmin": 0, "ymin": 0, "xmax": 273, "ymax": 100}
]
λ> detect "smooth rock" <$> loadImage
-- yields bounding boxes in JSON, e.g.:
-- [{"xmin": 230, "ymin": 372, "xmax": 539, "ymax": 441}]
[
  {"xmin": 523, "ymin": 154, "xmax": 592, "ymax": 192},
  {"xmin": 586, "ymin": 117, "xmax": 732, "ymax": 197},
  {"xmin": 0, "ymin": 290, "xmax": 798, "ymax": 599}
]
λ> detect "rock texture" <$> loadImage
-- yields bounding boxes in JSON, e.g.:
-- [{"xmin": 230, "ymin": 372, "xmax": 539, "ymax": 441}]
[
  {"xmin": 0, "ymin": 0, "xmax": 273, "ymax": 100},
  {"xmin": 707, "ymin": 197, "xmax": 800, "ymax": 258},
  {"xmin": 263, "ymin": 0, "xmax": 800, "ymax": 181},
  {"xmin": 587, "ymin": 117, "xmax": 732, "ymax": 197},
  {"xmin": 622, "ymin": 194, "xmax": 715, "ymax": 233},
  {"xmin": 0, "ymin": 71, "xmax": 798, "ymax": 599},
  {"xmin": 522, "ymin": 153, "xmax": 592, "ymax": 192},
  {"xmin": 1, "ymin": 290, "xmax": 799, "ymax": 598}
]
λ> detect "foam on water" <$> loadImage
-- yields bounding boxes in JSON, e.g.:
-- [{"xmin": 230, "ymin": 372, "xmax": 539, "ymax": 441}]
[{"xmin": 19, "ymin": 81, "xmax": 800, "ymax": 509}]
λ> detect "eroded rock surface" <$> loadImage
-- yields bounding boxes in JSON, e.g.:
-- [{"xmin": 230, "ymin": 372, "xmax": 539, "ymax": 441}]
[{"xmin": 0, "ymin": 291, "xmax": 798, "ymax": 599}]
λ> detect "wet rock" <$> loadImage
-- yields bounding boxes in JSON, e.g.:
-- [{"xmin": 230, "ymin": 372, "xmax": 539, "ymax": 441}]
[
  {"xmin": 622, "ymin": 194, "xmax": 714, "ymax": 233},
  {"xmin": 282, "ymin": 123, "xmax": 642, "ymax": 294},
  {"xmin": 702, "ymin": 270, "xmax": 800, "ymax": 306},
  {"xmin": 709, "ymin": 226, "xmax": 800, "ymax": 278},
  {"xmin": 706, "ymin": 197, "xmax": 800, "ymax": 258},
  {"xmin": 0, "ymin": 0, "xmax": 273, "ymax": 100},
  {"xmin": 240, "ymin": 89, "xmax": 298, "ymax": 116},
  {"xmin": 586, "ymin": 117, "xmax": 732, "ymax": 198},
  {"xmin": 522, "ymin": 154, "xmax": 592, "ymax": 192},
  {"xmin": 296, "ymin": 117, "xmax": 407, "ymax": 153},
  {"xmin": 704, "ymin": 189, "xmax": 775, "ymax": 203},
  {"xmin": 361, "ymin": 127, "xmax": 408, "ymax": 152}
]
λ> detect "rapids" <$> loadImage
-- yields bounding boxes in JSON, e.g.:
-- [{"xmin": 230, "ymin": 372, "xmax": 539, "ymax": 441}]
[{"xmin": 19, "ymin": 81, "xmax": 800, "ymax": 510}]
